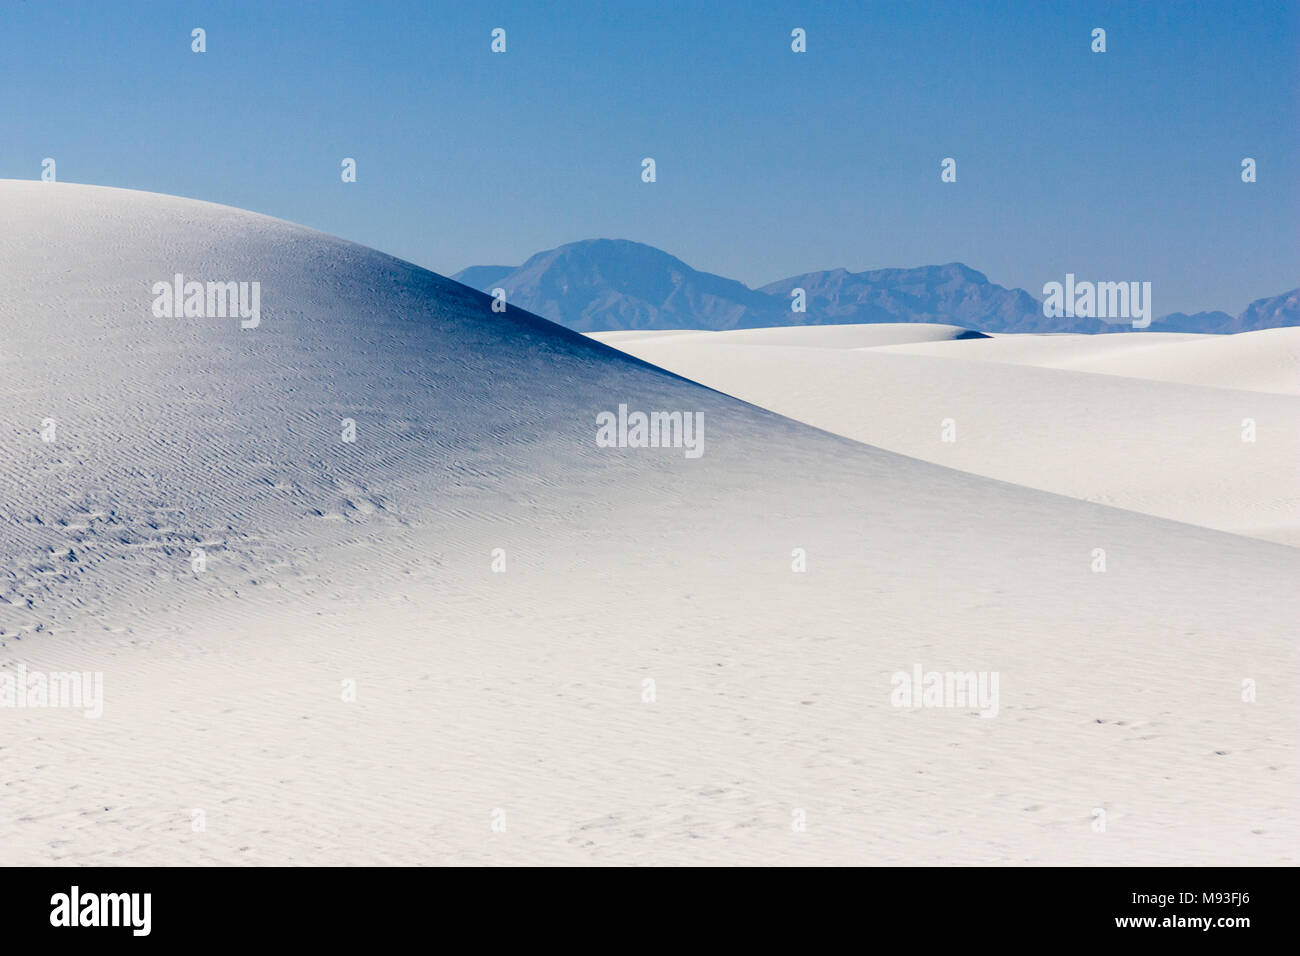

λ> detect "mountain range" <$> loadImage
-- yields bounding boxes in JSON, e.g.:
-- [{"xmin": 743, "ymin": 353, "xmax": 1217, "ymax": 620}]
[{"xmin": 453, "ymin": 239, "xmax": 1299, "ymax": 335}]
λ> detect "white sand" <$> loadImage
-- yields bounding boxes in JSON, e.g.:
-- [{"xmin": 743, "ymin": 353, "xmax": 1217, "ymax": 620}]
[
  {"xmin": 591, "ymin": 322, "xmax": 987, "ymax": 350},
  {"xmin": 1, "ymin": 182, "xmax": 1295, "ymax": 865},
  {"xmin": 602, "ymin": 330, "xmax": 1300, "ymax": 547},
  {"xmin": 876, "ymin": 328, "xmax": 1300, "ymax": 396}
]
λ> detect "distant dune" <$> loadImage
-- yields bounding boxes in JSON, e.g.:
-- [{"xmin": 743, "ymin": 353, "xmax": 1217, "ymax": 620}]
[
  {"xmin": 875, "ymin": 327, "xmax": 1300, "ymax": 395},
  {"xmin": 599, "ymin": 325, "xmax": 1300, "ymax": 546},
  {"xmin": 591, "ymin": 322, "xmax": 990, "ymax": 350},
  {"xmin": 3, "ymin": 182, "xmax": 1296, "ymax": 866}
]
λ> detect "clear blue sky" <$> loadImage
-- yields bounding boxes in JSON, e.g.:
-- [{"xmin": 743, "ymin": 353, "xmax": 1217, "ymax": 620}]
[{"xmin": 3, "ymin": 0, "xmax": 1295, "ymax": 314}]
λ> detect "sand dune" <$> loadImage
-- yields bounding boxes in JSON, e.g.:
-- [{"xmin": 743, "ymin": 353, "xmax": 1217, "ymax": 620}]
[
  {"xmin": 877, "ymin": 328, "xmax": 1300, "ymax": 396},
  {"xmin": 1, "ymin": 182, "xmax": 1295, "ymax": 865},
  {"xmin": 1061, "ymin": 328, "xmax": 1300, "ymax": 395},
  {"xmin": 603, "ymin": 330, "xmax": 1300, "ymax": 546},
  {"xmin": 592, "ymin": 322, "xmax": 987, "ymax": 350},
  {"xmin": 872, "ymin": 330, "xmax": 1206, "ymax": 364}
]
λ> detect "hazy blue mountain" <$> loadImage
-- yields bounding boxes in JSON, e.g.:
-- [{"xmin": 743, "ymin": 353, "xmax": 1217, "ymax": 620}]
[
  {"xmin": 757, "ymin": 263, "xmax": 1102, "ymax": 333},
  {"xmin": 1148, "ymin": 289, "xmax": 1299, "ymax": 332},
  {"xmin": 454, "ymin": 241, "xmax": 1047, "ymax": 332},
  {"xmin": 454, "ymin": 239, "xmax": 782, "ymax": 332},
  {"xmin": 454, "ymin": 240, "xmax": 1297, "ymax": 336},
  {"xmin": 1150, "ymin": 311, "xmax": 1236, "ymax": 333},
  {"xmin": 1223, "ymin": 288, "xmax": 1300, "ymax": 332},
  {"xmin": 450, "ymin": 264, "xmax": 515, "ymax": 290}
]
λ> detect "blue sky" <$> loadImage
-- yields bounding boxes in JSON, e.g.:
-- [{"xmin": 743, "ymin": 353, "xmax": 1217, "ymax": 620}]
[{"xmin": 3, "ymin": 0, "xmax": 1295, "ymax": 314}]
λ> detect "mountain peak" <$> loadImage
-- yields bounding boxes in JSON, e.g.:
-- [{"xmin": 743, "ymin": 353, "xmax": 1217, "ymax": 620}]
[
  {"xmin": 457, "ymin": 238, "xmax": 773, "ymax": 332},
  {"xmin": 454, "ymin": 240, "xmax": 1298, "ymax": 335}
]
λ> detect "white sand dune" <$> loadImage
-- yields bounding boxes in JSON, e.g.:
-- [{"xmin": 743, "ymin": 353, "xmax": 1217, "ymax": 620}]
[
  {"xmin": 591, "ymin": 321, "xmax": 987, "ymax": 350},
  {"xmin": 877, "ymin": 328, "xmax": 1300, "ymax": 396},
  {"xmin": 1061, "ymin": 329, "xmax": 1300, "ymax": 396},
  {"xmin": 603, "ymin": 331, "xmax": 1300, "ymax": 547},
  {"xmin": 874, "ymin": 330, "xmax": 1206, "ymax": 364},
  {"xmin": 1, "ymin": 182, "xmax": 1296, "ymax": 866}
]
